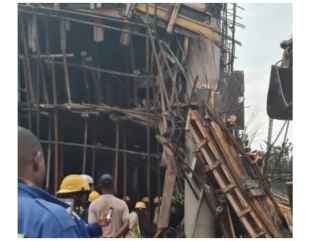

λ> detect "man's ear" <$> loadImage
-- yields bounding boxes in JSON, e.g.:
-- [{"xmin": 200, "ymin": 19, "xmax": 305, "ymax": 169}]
[{"xmin": 32, "ymin": 151, "xmax": 43, "ymax": 172}]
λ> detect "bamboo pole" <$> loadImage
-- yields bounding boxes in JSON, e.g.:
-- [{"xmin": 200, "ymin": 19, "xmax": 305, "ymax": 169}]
[
  {"xmin": 82, "ymin": 115, "xmax": 89, "ymax": 173},
  {"xmin": 114, "ymin": 122, "xmax": 120, "ymax": 195}
]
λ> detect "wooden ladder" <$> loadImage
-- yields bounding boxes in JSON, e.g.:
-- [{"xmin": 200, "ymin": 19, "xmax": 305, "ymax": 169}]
[{"xmin": 186, "ymin": 111, "xmax": 273, "ymax": 238}]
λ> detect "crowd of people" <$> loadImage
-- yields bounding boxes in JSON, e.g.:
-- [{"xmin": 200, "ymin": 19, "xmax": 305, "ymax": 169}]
[{"xmin": 18, "ymin": 127, "xmax": 161, "ymax": 238}]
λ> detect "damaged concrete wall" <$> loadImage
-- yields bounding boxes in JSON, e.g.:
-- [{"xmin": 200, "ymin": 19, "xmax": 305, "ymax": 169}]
[
  {"xmin": 186, "ymin": 38, "xmax": 221, "ymax": 91},
  {"xmin": 183, "ymin": 19, "xmax": 221, "ymax": 237},
  {"xmin": 185, "ymin": 18, "xmax": 221, "ymax": 104}
]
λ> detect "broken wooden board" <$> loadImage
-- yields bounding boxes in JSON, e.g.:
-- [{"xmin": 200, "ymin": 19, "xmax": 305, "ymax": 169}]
[
  {"xmin": 157, "ymin": 144, "xmax": 176, "ymax": 230},
  {"xmin": 220, "ymin": 204, "xmax": 236, "ymax": 238}
]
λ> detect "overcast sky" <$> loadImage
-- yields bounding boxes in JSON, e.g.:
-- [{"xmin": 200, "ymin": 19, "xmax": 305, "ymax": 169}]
[{"xmin": 234, "ymin": 3, "xmax": 292, "ymax": 149}]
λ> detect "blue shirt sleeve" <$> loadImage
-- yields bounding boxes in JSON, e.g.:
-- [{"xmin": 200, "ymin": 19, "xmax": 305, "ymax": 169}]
[
  {"xmin": 40, "ymin": 221, "xmax": 81, "ymax": 238},
  {"xmin": 36, "ymin": 200, "xmax": 86, "ymax": 238},
  {"xmin": 87, "ymin": 223, "xmax": 102, "ymax": 237}
]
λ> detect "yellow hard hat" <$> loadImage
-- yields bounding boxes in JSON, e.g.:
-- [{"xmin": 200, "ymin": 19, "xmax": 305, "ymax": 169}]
[
  {"xmin": 88, "ymin": 190, "xmax": 100, "ymax": 202},
  {"xmin": 57, "ymin": 175, "xmax": 90, "ymax": 194},
  {"xmin": 141, "ymin": 196, "xmax": 150, "ymax": 203},
  {"xmin": 153, "ymin": 196, "xmax": 161, "ymax": 204},
  {"xmin": 81, "ymin": 174, "xmax": 94, "ymax": 185},
  {"xmin": 135, "ymin": 201, "xmax": 146, "ymax": 209}
]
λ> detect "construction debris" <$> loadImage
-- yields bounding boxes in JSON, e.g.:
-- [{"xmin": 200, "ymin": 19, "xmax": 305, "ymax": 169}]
[
  {"xmin": 18, "ymin": 3, "xmax": 292, "ymax": 238},
  {"xmin": 186, "ymin": 110, "xmax": 291, "ymax": 237}
]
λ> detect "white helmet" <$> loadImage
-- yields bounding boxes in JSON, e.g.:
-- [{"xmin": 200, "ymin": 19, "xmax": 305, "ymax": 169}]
[{"xmin": 81, "ymin": 174, "xmax": 94, "ymax": 185}]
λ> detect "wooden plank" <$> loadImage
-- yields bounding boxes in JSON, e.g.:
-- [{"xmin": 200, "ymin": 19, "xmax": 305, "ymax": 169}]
[
  {"xmin": 208, "ymin": 120, "xmax": 244, "ymax": 177},
  {"xmin": 122, "ymin": 130, "xmax": 127, "ymax": 198},
  {"xmin": 135, "ymin": 4, "xmax": 221, "ymax": 47},
  {"xmin": 190, "ymin": 190, "xmax": 205, "ymax": 237},
  {"xmin": 82, "ymin": 116, "xmax": 88, "ymax": 173},
  {"xmin": 157, "ymin": 144, "xmax": 177, "ymax": 229},
  {"xmin": 251, "ymin": 199, "xmax": 282, "ymax": 237},
  {"xmin": 158, "ymin": 43, "xmax": 177, "ymax": 106},
  {"xmin": 167, "ymin": 4, "xmax": 181, "ymax": 33},
  {"xmin": 183, "ymin": 3, "xmax": 208, "ymax": 13},
  {"xmin": 123, "ymin": 3, "xmax": 136, "ymax": 18},
  {"xmin": 190, "ymin": 113, "xmax": 209, "ymax": 138},
  {"xmin": 113, "ymin": 121, "xmax": 120, "ymax": 194},
  {"xmin": 33, "ymin": 16, "xmax": 49, "ymax": 105},
  {"xmin": 222, "ymin": 184, "xmax": 236, "ymax": 193},
  {"xmin": 237, "ymin": 207, "xmax": 251, "ymax": 217},
  {"xmin": 226, "ymin": 205, "xmax": 236, "ymax": 237},
  {"xmin": 233, "ymin": 188, "xmax": 249, "ymax": 210},
  {"xmin": 208, "ymin": 121, "xmax": 282, "ymax": 237},
  {"xmin": 219, "ymin": 164, "xmax": 236, "ymax": 185},
  {"xmin": 226, "ymin": 193, "xmax": 242, "ymax": 217},
  {"xmin": 53, "ymin": 111, "xmax": 59, "ymax": 194},
  {"xmin": 21, "ymin": 18, "xmax": 35, "ymax": 104},
  {"xmin": 206, "ymin": 109, "xmax": 287, "ymax": 228},
  {"xmin": 59, "ymin": 20, "xmax": 72, "ymax": 103},
  {"xmin": 187, "ymin": 112, "xmax": 273, "ymax": 237},
  {"xmin": 239, "ymin": 217, "xmax": 257, "ymax": 237},
  {"xmin": 221, "ymin": 204, "xmax": 236, "ymax": 238}
]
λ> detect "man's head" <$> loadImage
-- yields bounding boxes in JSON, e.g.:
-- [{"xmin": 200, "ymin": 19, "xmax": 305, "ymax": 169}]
[
  {"xmin": 81, "ymin": 174, "xmax": 94, "ymax": 191},
  {"xmin": 56, "ymin": 175, "xmax": 91, "ymax": 207},
  {"xmin": 141, "ymin": 196, "xmax": 150, "ymax": 209},
  {"xmin": 98, "ymin": 174, "xmax": 113, "ymax": 194},
  {"xmin": 153, "ymin": 196, "xmax": 161, "ymax": 207},
  {"xmin": 135, "ymin": 201, "xmax": 146, "ymax": 213},
  {"xmin": 18, "ymin": 127, "xmax": 45, "ymax": 187},
  {"xmin": 135, "ymin": 201, "xmax": 147, "ymax": 223}
]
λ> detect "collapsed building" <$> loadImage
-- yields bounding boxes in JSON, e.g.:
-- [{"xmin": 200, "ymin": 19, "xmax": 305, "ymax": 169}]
[{"xmin": 18, "ymin": 3, "xmax": 291, "ymax": 238}]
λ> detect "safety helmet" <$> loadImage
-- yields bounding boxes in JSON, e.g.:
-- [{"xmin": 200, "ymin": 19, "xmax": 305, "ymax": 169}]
[
  {"xmin": 135, "ymin": 201, "xmax": 146, "ymax": 209},
  {"xmin": 57, "ymin": 175, "xmax": 90, "ymax": 194},
  {"xmin": 81, "ymin": 174, "xmax": 94, "ymax": 185},
  {"xmin": 141, "ymin": 196, "xmax": 150, "ymax": 203},
  {"xmin": 88, "ymin": 190, "xmax": 100, "ymax": 202},
  {"xmin": 153, "ymin": 196, "xmax": 161, "ymax": 204}
]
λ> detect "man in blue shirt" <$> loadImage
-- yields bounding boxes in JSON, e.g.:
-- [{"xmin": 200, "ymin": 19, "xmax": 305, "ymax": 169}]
[{"xmin": 18, "ymin": 126, "xmax": 106, "ymax": 238}]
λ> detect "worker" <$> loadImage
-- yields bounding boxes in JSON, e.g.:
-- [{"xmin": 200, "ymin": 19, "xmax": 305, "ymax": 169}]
[
  {"xmin": 81, "ymin": 174, "xmax": 100, "ymax": 203},
  {"xmin": 18, "ymin": 127, "xmax": 107, "ymax": 238},
  {"xmin": 246, "ymin": 150, "xmax": 262, "ymax": 164},
  {"xmin": 226, "ymin": 114, "xmax": 238, "ymax": 137},
  {"xmin": 125, "ymin": 201, "xmax": 146, "ymax": 238},
  {"xmin": 139, "ymin": 197, "xmax": 153, "ymax": 237},
  {"xmin": 88, "ymin": 173, "xmax": 130, "ymax": 238},
  {"xmin": 168, "ymin": 194, "xmax": 184, "ymax": 237},
  {"xmin": 124, "ymin": 196, "xmax": 133, "ymax": 211},
  {"xmin": 56, "ymin": 174, "xmax": 91, "ymax": 221},
  {"xmin": 89, "ymin": 189, "xmax": 100, "ymax": 203},
  {"xmin": 81, "ymin": 174, "xmax": 95, "ymax": 190},
  {"xmin": 141, "ymin": 196, "xmax": 151, "ymax": 217},
  {"xmin": 142, "ymin": 196, "xmax": 150, "ymax": 205},
  {"xmin": 153, "ymin": 196, "xmax": 161, "ymax": 226}
]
